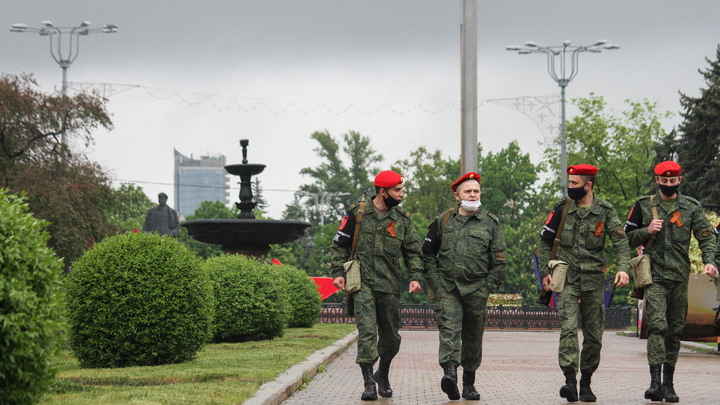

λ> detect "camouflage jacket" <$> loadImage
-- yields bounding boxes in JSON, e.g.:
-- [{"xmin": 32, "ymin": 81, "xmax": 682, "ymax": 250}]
[
  {"xmin": 539, "ymin": 196, "xmax": 631, "ymax": 291},
  {"xmin": 625, "ymin": 191, "xmax": 716, "ymax": 283},
  {"xmin": 330, "ymin": 198, "xmax": 423, "ymax": 294},
  {"xmin": 422, "ymin": 206, "xmax": 507, "ymax": 296}
]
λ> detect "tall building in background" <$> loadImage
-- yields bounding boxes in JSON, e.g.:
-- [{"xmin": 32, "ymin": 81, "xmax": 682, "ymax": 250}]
[{"xmin": 174, "ymin": 149, "xmax": 229, "ymax": 217}]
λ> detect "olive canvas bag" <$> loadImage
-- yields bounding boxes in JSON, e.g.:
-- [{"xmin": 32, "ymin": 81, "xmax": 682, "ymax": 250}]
[
  {"xmin": 631, "ymin": 195, "xmax": 657, "ymax": 289},
  {"xmin": 343, "ymin": 200, "xmax": 365, "ymax": 295},
  {"xmin": 547, "ymin": 198, "xmax": 572, "ymax": 293}
]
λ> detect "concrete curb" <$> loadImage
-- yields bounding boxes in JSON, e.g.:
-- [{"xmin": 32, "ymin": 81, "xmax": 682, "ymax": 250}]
[
  {"xmin": 243, "ymin": 330, "xmax": 359, "ymax": 405},
  {"xmin": 680, "ymin": 340, "xmax": 719, "ymax": 355}
]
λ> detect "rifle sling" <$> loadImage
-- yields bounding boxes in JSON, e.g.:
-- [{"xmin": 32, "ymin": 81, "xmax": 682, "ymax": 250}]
[
  {"xmin": 550, "ymin": 198, "xmax": 572, "ymax": 261},
  {"xmin": 645, "ymin": 195, "xmax": 657, "ymax": 250},
  {"xmin": 350, "ymin": 201, "xmax": 366, "ymax": 259}
]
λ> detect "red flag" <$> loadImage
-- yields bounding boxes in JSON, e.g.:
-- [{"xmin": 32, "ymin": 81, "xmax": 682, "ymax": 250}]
[
  {"xmin": 134, "ymin": 228, "xmax": 139, "ymax": 233},
  {"xmin": 272, "ymin": 258, "xmax": 282, "ymax": 266},
  {"xmin": 311, "ymin": 277, "xmax": 340, "ymax": 300}
]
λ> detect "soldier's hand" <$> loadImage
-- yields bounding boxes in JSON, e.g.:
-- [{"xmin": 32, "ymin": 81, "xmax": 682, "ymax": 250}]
[
  {"xmin": 614, "ymin": 271, "xmax": 630, "ymax": 288},
  {"xmin": 702, "ymin": 264, "xmax": 718, "ymax": 278},
  {"xmin": 648, "ymin": 219, "xmax": 664, "ymax": 235},
  {"xmin": 333, "ymin": 277, "xmax": 346, "ymax": 290},
  {"xmin": 409, "ymin": 281, "xmax": 422, "ymax": 294},
  {"xmin": 542, "ymin": 275, "xmax": 553, "ymax": 292}
]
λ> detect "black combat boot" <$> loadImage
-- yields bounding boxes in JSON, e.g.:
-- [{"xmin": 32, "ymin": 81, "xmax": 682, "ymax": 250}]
[
  {"xmin": 559, "ymin": 367, "xmax": 578, "ymax": 402},
  {"xmin": 360, "ymin": 363, "xmax": 377, "ymax": 401},
  {"xmin": 644, "ymin": 365, "xmax": 663, "ymax": 402},
  {"xmin": 373, "ymin": 358, "xmax": 393, "ymax": 398},
  {"xmin": 662, "ymin": 364, "xmax": 679, "ymax": 403},
  {"xmin": 461, "ymin": 369, "xmax": 480, "ymax": 400},
  {"xmin": 579, "ymin": 372, "xmax": 596, "ymax": 402},
  {"xmin": 440, "ymin": 363, "xmax": 460, "ymax": 400}
]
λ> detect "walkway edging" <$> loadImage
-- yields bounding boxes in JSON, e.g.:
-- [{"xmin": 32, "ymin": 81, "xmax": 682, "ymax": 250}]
[{"xmin": 243, "ymin": 330, "xmax": 359, "ymax": 405}]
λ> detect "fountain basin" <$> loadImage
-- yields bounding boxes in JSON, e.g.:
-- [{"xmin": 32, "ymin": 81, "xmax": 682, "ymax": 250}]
[
  {"xmin": 225, "ymin": 164, "xmax": 266, "ymax": 176},
  {"xmin": 182, "ymin": 218, "xmax": 311, "ymax": 257}
]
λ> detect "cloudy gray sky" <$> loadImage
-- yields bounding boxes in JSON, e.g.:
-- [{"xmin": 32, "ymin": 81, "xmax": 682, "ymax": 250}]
[{"xmin": 2, "ymin": 1, "xmax": 719, "ymax": 218}]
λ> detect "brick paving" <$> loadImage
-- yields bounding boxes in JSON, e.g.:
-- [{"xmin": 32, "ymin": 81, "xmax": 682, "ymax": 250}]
[{"xmin": 283, "ymin": 330, "xmax": 719, "ymax": 405}]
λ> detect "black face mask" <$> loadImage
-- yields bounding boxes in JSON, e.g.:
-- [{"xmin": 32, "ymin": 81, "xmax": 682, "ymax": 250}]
[
  {"xmin": 567, "ymin": 184, "xmax": 588, "ymax": 200},
  {"xmin": 382, "ymin": 190, "xmax": 401, "ymax": 208},
  {"xmin": 659, "ymin": 184, "xmax": 679, "ymax": 197}
]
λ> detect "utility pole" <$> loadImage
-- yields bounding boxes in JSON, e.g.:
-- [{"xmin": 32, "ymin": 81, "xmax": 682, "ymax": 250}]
[{"xmin": 460, "ymin": 0, "xmax": 478, "ymax": 175}]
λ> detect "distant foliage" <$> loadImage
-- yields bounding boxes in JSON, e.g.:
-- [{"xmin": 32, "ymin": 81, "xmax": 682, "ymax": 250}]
[
  {"xmin": 0, "ymin": 189, "xmax": 65, "ymax": 405},
  {"xmin": 204, "ymin": 255, "xmax": 289, "ymax": 342},
  {"xmin": 277, "ymin": 265, "xmax": 322, "ymax": 327},
  {"xmin": 65, "ymin": 232, "xmax": 213, "ymax": 368}
]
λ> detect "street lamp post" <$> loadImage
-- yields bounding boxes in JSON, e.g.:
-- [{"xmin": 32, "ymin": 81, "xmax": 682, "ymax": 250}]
[
  {"xmin": 506, "ymin": 40, "xmax": 619, "ymax": 197},
  {"xmin": 10, "ymin": 20, "xmax": 118, "ymax": 145}
]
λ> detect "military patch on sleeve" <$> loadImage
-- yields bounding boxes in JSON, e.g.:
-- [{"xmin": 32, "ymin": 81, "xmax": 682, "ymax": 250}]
[
  {"xmin": 613, "ymin": 226, "xmax": 626, "ymax": 238},
  {"xmin": 495, "ymin": 250, "xmax": 506, "ymax": 262},
  {"xmin": 700, "ymin": 227, "xmax": 712, "ymax": 238}
]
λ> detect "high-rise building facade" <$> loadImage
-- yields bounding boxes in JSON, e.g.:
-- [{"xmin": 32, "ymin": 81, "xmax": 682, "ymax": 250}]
[{"xmin": 174, "ymin": 149, "xmax": 229, "ymax": 217}]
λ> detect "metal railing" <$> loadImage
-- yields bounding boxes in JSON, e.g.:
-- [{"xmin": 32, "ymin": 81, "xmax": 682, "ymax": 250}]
[{"xmin": 318, "ymin": 302, "xmax": 632, "ymax": 330}]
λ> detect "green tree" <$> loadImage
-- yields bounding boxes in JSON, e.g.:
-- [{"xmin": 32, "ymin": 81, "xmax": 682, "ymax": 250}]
[
  {"xmin": 298, "ymin": 130, "xmax": 383, "ymax": 224},
  {"xmin": 6, "ymin": 155, "xmax": 118, "ymax": 266},
  {"xmin": 178, "ymin": 200, "xmax": 239, "ymax": 259},
  {"xmin": 0, "ymin": 74, "xmax": 112, "ymax": 175},
  {"xmin": 252, "ymin": 178, "xmax": 269, "ymax": 215},
  {"xmin": 391, "ymin": 147, "xmax": 459, "ymax": 221},
  {"xmin": 545, "ymin": 94, "xmax": 670, "ymax": 217},
  {"xmin": 672, "ymin": 45, "xmax": 720, "ymax": 206},
  {"xmin": 0, "ymin": 73, "xmax": 116, "ymax": 266},
  {"xmin": 480, "ymin": 140, "xmax": 543, "ymax": 229},
  {"xmin": 106, "ymin": 183, "xmax": 155, "ymax": 232}
]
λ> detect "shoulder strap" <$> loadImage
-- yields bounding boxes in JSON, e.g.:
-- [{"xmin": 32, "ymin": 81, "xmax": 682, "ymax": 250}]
[
  {"xmin": 550, "ymin": 198, "xmax": 572, "ymax": 260},
  {"xmin": 350, "ymin": 200, "xmax": 366, "ymax": 259},
  {"xmin": 440, "ymin": 207, "xmax": 454, "ymax": 232},
  {"xmin": 645, "ymin": 195, "xmax": 657, "ymax": 250}
]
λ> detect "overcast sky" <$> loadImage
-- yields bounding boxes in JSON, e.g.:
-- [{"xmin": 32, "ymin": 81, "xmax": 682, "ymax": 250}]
[{"xmin": 2, "ymin": 1, "xmax": 719, "ymax": 218}]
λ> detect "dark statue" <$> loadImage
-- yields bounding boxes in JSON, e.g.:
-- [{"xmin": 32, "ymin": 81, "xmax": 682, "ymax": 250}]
[{"xmin": 143, "ymin": 192, "xmax": 180, "ymax": 237}]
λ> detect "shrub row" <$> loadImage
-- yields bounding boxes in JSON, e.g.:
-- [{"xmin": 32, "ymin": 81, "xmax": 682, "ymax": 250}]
[{"xmin": 64, "ymin": 232, "xmax": 321, "ymax": 368}]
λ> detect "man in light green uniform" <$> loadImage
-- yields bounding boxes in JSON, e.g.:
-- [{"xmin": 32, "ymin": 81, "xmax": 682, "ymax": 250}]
[
  {"xmin": 624, "ymin": 160, "xmax": 717, "ymax": 402},
  {"xmin": 330, "ymin": 170, "xmax": 423, "ymax": 401},
  {"xmin": 538, "ymin": 164, "xmax": 631, "ymax": 402},
  {"xmin": 422, "ymin": 172, "xmax": 507, "ymax": 401}
]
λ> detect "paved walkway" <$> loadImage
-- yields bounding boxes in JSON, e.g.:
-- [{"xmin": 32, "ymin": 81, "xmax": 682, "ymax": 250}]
[{"xmin": 283, "ymin": 330, "xmax": 719, "ymax": 404}]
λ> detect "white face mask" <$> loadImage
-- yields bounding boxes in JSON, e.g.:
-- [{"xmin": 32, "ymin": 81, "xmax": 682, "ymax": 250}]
[{"xmin": 460, "ymin": 199, "xmax": 481, "ymax": 212}]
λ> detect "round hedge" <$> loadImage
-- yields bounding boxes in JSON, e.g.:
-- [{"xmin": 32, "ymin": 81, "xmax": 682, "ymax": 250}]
[
  {"xmin": 0, "ymin": 190, "xmax": 65, "ymax": 405},
  {"xmin": 65, "ymin": 232, "xmax": 213, "ymax": 368},
  {"xmin": 203, "ymin": 255, "xmax": 288, "ymax": 342},
  {"xmin": 277, "ymin": 265, "xmax": 321, "ymax": 327}
]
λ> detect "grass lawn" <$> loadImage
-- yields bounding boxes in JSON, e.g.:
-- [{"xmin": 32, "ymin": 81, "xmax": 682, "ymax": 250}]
[{"xmin": 40, "ymin": 323, "xmax": 356, "ymax": 405}]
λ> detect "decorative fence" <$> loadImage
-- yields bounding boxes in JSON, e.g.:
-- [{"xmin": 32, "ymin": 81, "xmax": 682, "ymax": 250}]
[{"xmin": 318, "ymin": 302, "xmax": 633, "ymax": 330}]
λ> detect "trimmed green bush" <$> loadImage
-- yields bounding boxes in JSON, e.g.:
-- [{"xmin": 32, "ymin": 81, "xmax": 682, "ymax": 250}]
[
  {"xmin": 277, "ymin": 265, "xmax": 321, "ymax": 327},
  {"xmin": 65, "ymin": 232, "xmax": 213, "ymax": 368},
  {"xmin": 204, "ymin": 255, "xmax": 288, "ymax": 342},
  {"xmin": 0, "ymin": 189, "xmax": 65, "ymax": 405}
]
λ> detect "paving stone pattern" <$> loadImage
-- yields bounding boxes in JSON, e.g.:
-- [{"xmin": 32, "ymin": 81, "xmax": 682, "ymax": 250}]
[{"xmin": 283, "ymin": 330, "xmax": 719, "ymax": 405}]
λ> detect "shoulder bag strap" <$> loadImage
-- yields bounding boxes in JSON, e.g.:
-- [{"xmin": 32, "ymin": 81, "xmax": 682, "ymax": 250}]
[
  {"xmin": 645, "ymin": 195, "xmax": 658, "ymax": 250},
  {"xmin": 550, "ymin": 198, "xmax": 573, "ymax": 260},
  {"xmin": 350, "ymin": 201, "xmax": 366, "ymax": 259}
]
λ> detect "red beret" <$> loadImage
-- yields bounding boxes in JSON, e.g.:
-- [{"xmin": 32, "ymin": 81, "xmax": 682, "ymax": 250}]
[
  {"xmin": 567, "ymin": 164, "xmax": 598, "ymax": 175},
  {"xmin": 654, "ymin": 161, "xmax": 681, "ymax": 177},
  {"xmin": 451, "ymin": 172, "xmax": 481, "ymax": 192},
  {"xmin": 374, "ymin": 170, "xmax": 403, "ymax": 188}
]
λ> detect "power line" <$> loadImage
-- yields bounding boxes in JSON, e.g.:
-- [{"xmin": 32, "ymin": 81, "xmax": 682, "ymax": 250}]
[{"xmin": 113, "ymin": 179, "xmax": 296, "ymax": 192}]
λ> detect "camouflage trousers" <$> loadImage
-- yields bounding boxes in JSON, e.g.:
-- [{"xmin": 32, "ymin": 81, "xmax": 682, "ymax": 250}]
[
  {"xmin": 352, "ymin": 284, "xmax": 401, "ymax": 365},
  {"xmin": 434, "ymin": 282, "xmax": 489, "ymax": 371},
  {"xmin": 557, "ymin": 282, "xmax": 605, "ymax": 374},
  {"xmin": 645, "ymin": 280, "xmax": 688, "ymax": 367}
]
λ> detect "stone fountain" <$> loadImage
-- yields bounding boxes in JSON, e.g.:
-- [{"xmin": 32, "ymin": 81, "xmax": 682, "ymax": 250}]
[{"xmin": 182, "ymin": 139, "xmax": 311, "ymax": 257}]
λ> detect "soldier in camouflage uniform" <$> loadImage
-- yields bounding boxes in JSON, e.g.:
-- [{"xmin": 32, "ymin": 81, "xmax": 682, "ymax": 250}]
[
  {"xmin": 422, "ymin": 172, "xmax": 507, "ymax": 401},
  {"xmin": 330, "ymin": 170, "xmax": 424, "ymax": 401},
  {"xmin": 539, "ymin": 164, "xmax": 631, "ymax": 403},
  {"xmin": 625, "ymin": 161, "xmax": 717, "ymax": 403}
]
